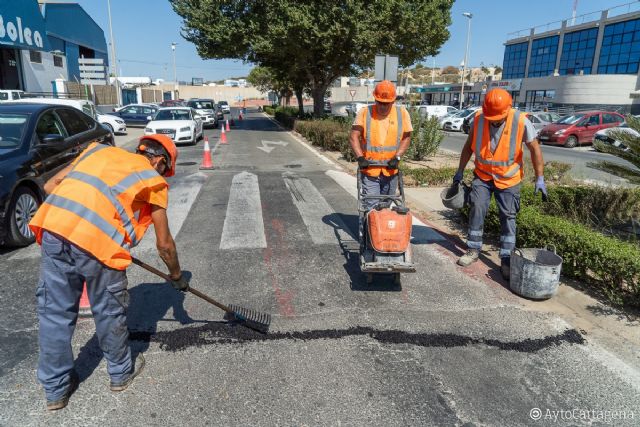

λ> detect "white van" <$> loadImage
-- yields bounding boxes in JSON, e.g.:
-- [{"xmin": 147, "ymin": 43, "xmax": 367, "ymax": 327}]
[
  {"xmin": 415, "ymin": 105, "xmax": 458, "ymax": 119},
  {"xmin": 0, "ymin": 90, "xmax": 25, "ymax": 102}
]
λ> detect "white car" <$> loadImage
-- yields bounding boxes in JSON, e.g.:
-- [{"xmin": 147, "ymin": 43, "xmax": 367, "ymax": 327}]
[
  {"xmin": 145, "ymin": 107, "xmax": 203, "ymax": 145},
  {"xmin": 218, "ymin": 100, "xmax": 231, "ymax": 114},
  {"xmin": 186, "ymin": 99, "xmax": 218, "ymax": 128},
  {"xmin": 593, "ymin": 123, "xmax": 639, "ymax": 152},
  {"xmin": 442, "ymin": 107, "xmax": 480, "ymax": 132},
  {"xmin": 97, "ymin": 113, "xmax": 126, "ymax": 135},
  {"xmin": 438, "ymin": 111, "xmax": 463, "ymax": 129}
]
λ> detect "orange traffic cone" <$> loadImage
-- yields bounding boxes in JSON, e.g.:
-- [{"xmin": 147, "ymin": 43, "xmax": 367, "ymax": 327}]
[
  {"xmin": 199, "ymin": 136, "xmax": 214, "ymax": 170},
  {"xmin": 220, "ymin": 126, "xmax": 228, "ymax": 144},
  {"xmin": 225, "ymin": 119, "xmax": 230, "ymax": 131},
  {"xmin": 79, "ymin": 282, "xmax": 92, "ymax": 318}
]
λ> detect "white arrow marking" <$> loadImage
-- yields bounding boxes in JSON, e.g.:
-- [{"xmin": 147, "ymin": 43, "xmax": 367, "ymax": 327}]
[
  {"xmin": 257, "ymin": 140, "xmax": 289, "ymax": 153},
  {"xmin": 219, "ymin": 171, "xmax": 267, "ymax": 250}
]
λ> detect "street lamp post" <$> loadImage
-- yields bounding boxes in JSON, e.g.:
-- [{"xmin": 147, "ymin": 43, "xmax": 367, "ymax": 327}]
[
  {"xmin": 106, "ymin": 0, "xmax": 121, "ymax": 106},
  {"xmin": 460, "ymin": 12, "xmax": 473, "ymax": 110},
  {"xmin": 171, "ymin": 42, "xmax": 177, "ymax": 97}
]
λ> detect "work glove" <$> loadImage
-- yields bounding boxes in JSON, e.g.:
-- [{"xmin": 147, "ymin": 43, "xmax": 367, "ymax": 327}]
[
  {"xmin": 534, "ymin": 176, "xmax": 548, "ymax": 202},
  {"xmin": 170, "ymin": 273, "xmax": 190, "ymax": 292},
  {"xmin": 357, "ymin": 156, "xmax": 370, "ymax": 169},
  {"xmin": 387, "ymin": 156, "xmax": 400, "ymax": 169},
  {"xmin": 452, "ymin": 170, "xmax": 464, "ymax": 184}
]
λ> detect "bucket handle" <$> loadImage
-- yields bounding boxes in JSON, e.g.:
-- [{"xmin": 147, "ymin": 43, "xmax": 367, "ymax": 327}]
[
  {"xmin": 512, "ymin": 248, "xmax": 522, "ymax": 257},
  {"xmin": 546, "ymin": 244, "xmax": 557, "ymax": 254}
]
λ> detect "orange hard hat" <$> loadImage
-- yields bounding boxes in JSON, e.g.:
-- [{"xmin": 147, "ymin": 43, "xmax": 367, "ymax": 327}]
[
  {"xmin": 373, "ymin": 80, "xmax": 396, "ymax": 103},
  {"xmin": 482, "ymin": 88, "xmax": 513, "ymax": 121},
  {"xmin": 138, "ymin": 134, "xmax": 178, "ymax": 177}
]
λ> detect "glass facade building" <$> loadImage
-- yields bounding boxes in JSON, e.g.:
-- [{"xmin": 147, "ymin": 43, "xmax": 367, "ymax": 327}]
[
  {"xmin": 528, "ymin": 36, "xmax": 559, "ymax": 77},
  {"xmin": 504, "ymin": 14, "xmax": 640, "ymax": 79},
  {"xmin": 502, "ymin": 42, "xmax": 528, "ymax": 79},
  {"xmin": 559, "ymin": 28, "xmax": 598, "ymax": 75},
  {"xmin": 597, "ymin": 18, "xmax": 640, "ymax": 75}
]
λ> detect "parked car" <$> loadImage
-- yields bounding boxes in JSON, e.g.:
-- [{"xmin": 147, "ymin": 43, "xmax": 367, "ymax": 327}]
[
  {"xmin": 443, "ymin": 107, "xmax": 480, "ymax": 132},
  {"xmin": 97, "ymin": 113, "xmax": 127, "ymax": 135},
  {"xmin": 186, "ymin": 98, "xmax": 218, "ymax": 128},
  {"xmin": 537, "ymin": 111, "xmax": 625, "ymax": 147},
  {"xmin": 0, "ymin": 90, "xmax": 25, "ymax": 102},
  {"xmin": 6, "ymin": 97, "xmax": 127, "ymax": 136},
  {"xmin": 159, "ymin": 99, "xmax": 186, "ymax": 107},
  {"xmin": 415, "ymin": 105, "xmax": 458, "ymax": 119},
  {"xmin": 0, "ymin": 103, "xmax": 113, "ymax": 246},
  {"xmin": 144, "ymin": 107, "xmax": 203, "ymax": 145},
  {"xmin": 111, "ymin": 104, "xmax": 159, "ymax": 126},
  {"xmin": 438, "ymin": 111, "xmax": 463, "ymax": 129},
  {"xmin": 523, "ymin": 112, "xmax": 561, "ymax": 134},
  {"xmin": 218, "ymin": 100, "xmax": 231, "ymax": 114},
  {"xmin": 593, "ymin": 122, "xmax": 639, "ymax": 152}
]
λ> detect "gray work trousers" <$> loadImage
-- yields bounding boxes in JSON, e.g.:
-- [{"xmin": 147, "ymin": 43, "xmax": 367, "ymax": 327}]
[
  {"xmin": 360, "ymin": 173, "xmax": 398, "ymax": 210},
  {"xmin": 36, "ymin": 231, "xmax": 131, "ymax": 401},
  {"xmin": 466, "ymin": 176, "xmax": 521, "ymax": 258}
]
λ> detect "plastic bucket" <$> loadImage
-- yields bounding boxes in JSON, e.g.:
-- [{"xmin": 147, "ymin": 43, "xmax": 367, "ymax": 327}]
[{"xmin": 509, "ymin": 246, "xmax": 563, "ymax": 300}]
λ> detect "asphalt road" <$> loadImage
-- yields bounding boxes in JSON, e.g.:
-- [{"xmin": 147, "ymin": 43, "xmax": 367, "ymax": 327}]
[
  {"xmin": 0, "ymin": 109, "xmax": 638, "ymax": 426},
  {"xmin": 439, "ymin": 131, "xmax": 638, "ymax": 185}
]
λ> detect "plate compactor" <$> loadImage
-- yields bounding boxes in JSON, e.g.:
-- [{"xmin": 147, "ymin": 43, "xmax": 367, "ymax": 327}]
[{"xmin": 357, "ymin": 160, "xmax": 416, "ymax": 285}]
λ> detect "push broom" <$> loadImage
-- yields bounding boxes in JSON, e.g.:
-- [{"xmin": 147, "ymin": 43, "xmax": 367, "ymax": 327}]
[{"xmin": 131, "ymin": 257, "xmax": 271, "ymax": 334}]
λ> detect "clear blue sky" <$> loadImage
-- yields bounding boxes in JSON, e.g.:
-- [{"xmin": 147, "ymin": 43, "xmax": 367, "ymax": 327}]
[{"xmin": 74, "ymin": 0, "xmax": 630, "ymax": 80}]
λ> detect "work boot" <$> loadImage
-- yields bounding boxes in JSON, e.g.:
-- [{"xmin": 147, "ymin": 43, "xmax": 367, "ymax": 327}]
[
  {"xmin": 457, "ymin": 249, "xmax": 480, "ymax": 267},
  {"xmin": 110, "ymin": 353, "xmax": 145, "ymax": 392},
  {"xmin": 46, "ymin": 371, "xmax": 79, "ymax": 411},
  {"xmin": 501, "ymin": 257, "xmax": 511, "ymax": 281}
]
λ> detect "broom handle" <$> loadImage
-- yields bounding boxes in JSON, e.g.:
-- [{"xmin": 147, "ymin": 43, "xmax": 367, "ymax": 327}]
[{"xmin": 131, "ymin": 257, "xmax": 233, "ymax": 314}]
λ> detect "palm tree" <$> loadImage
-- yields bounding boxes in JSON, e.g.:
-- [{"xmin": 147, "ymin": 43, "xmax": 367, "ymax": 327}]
[{"xmin": 592, "ymin": 115, "xmax": 640, "ymax": 184}]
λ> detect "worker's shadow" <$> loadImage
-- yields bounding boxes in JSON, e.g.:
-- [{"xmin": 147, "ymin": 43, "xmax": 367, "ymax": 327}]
[
  {"xmin": 73, "ymin": 275, "xmax": 197, "ymax": 382},
  {"xmin": 323, "ymin": 212, "xmax": 401, "ymax": 292}
]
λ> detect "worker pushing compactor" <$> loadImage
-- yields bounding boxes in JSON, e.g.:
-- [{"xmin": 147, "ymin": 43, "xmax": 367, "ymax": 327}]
[{"xmin": 29, "ymin": 135, "xmax": 190, "ymax": 411}]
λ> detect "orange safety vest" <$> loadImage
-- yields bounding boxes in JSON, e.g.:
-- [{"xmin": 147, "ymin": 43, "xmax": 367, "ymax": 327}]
[
  {"xmin": 361, "ymin": 105, "xmax": 406, "ymax": 177},
  {"xmin": 29, "ymin": 142, "xmax": 168, "ymax": 270},
  {"xmin": 471, "ymin": 109, "xmax": 526, "ymax": 189}
]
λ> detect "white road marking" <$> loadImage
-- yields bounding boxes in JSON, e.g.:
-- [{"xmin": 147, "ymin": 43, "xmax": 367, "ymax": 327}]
[
  {"xmin": 133, "ymin": 172, "xmax": 208, "ymax": 253},
  {"xmin": 219, "ymin": 171, "xmax": 267, "ymax": 250},
  {"xmin": 283, "ymin": 172, "xmax": 351, "ymax": 245},
  {"xmin": 324, "ymin": 170, "xmax": 446, "ymax": 243},
  {"xmin": 257, "ymin": 140, "xmax": 289, "ymax": 154}
]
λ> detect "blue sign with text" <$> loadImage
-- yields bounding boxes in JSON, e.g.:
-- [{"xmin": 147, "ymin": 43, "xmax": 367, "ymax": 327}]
[{"xmin": 0, "ymin": 0, "xmax": 50, "ymax": 51}]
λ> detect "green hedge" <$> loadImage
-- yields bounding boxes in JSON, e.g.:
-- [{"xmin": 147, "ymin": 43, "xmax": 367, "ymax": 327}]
[
  {"xmin": 399, "ymin": 165, "xmax": 473, "ymax": 186},
  {"xmin": 464, "ymin": 184, "xmax": 640, "ymax": 307}
]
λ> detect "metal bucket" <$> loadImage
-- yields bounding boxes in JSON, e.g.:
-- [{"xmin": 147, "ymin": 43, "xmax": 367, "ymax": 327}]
[{"xmin": 509, "ymin": 246, "xmax": 563, "ymax": 300}]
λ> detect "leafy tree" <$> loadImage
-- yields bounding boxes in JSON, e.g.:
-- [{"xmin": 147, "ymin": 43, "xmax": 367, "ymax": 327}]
[
  {"xmin": 494, "ymin": 65, "xmax": 503, "ymax": 74},
  {"xmin": 591, "ymin": 115, "xmax": 640, "ymax": 184},
  {"xmin": 247, "ymin": 66, "xmax": 276, "ymax": 92},
  {"xmin": 170, "ymin": 0, "xmax": 453, "ymax": 117}
]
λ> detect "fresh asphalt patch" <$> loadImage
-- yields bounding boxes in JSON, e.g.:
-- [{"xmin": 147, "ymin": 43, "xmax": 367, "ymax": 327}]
[{"xmin": 129, "ymin": 322, "xmax": 585, "ymax": 353}]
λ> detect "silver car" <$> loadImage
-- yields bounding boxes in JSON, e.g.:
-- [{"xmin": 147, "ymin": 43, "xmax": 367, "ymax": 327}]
[{"xmin": 526, "ymin": 112, "xmax": 561, "ymax": 132}]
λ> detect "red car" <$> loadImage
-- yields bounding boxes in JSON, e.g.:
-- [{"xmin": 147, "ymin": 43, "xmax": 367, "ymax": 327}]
[
  {"xmin": 537, "ymin": 111, "xmax": 625, "ymax": 148},
  {"xmin": 159, "ymin": 99, "xmax": 186, "ymax": 107}
]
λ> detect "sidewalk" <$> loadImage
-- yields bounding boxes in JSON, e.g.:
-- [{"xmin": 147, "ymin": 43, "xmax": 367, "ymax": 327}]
[{"xmin": 285, "ymin": 127, "xmax": 640, "ymax": 369}]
